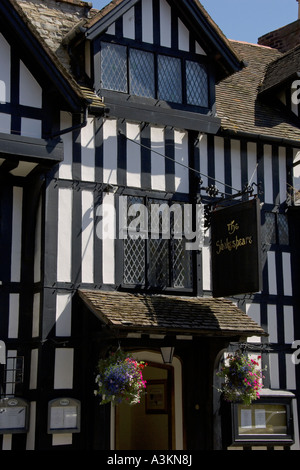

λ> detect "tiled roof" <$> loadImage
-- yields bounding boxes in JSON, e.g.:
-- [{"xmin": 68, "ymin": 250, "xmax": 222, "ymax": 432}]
[
  {"xmin": 16, "ymin": 0, "xmax": 93, "ymax": 72},
  {"xmin": 259, "ymin": 44, "xmax": 300, "ymax": 95},
  {"xmin": 216, "ymin": 40, "xmax": 300, "ymax": 143},
  {"xmin": 11, "ymin": 1, "xmax": 300, "ymax": 143},
  {"xmin": 78, "ymin": 289, "xmax": 267, "ymax": 338},
  {"xmin": 13, "ymin": 0, "xmax": 104, "ymax": 110}
]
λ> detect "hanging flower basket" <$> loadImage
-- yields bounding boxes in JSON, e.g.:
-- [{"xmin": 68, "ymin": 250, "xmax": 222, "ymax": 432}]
[
  {"xmin": 95, "ymin": 349, "xmax": 147, "ymax": 405},
  {"xmin": 216, "ymin": 350, "xmax": 265, "ymax": 406}
]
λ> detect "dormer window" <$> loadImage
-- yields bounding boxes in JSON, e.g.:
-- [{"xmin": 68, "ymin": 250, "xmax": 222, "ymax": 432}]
[{"xmin": 100, "ymin": 41, "xmax": 209, "ymax": 108}]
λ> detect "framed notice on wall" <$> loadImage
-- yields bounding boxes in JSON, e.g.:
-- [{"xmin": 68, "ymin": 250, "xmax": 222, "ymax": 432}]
[
  {"xmin": 0, "ymin": 397, "xmax": 30, "ymax": 434},
  {"xmin": 48, "ymin": 398, "xmax": 81, "ymax": 434},
  {"xmin": 146, "ymin": 380, "xmax": 167, "ymax": 414}
]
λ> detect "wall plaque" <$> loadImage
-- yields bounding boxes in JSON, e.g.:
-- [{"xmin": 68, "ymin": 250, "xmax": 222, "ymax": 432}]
[
  {"xmin": 48, "ymin": 398, "xmax": 81, "ymax": 434},
  {"xmin": 0, "ymin": 397, "xmax": 29, "ymax": 433}
]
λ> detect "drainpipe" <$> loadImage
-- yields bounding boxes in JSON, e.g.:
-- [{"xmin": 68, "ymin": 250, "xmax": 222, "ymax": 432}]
[{"xmin": 50, "ymin": 107, "xmax": 88, "ymax": 139}]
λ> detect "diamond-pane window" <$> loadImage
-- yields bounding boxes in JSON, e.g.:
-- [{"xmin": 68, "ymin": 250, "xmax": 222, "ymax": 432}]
[
  {"xmin": 124, "ymin": 237, "xmax": 145, "ymax": 284},
  {"xmin": 263, "ymin": 212, "xmax": 289, "ymax": 246},
  {"xmin": 130, "ymin": 49, "xmax": 155, "ymax": 98},
  {"xmin": 186, "ymin": 61, "xmax": 208, "ymax": 107},
  {"xmin": 278, "ymin": 213, "xmax": 289, "ymax": 245},
  {"xmin": 263, "ymin": 213, "xmax": 276, "ymax": 245},
  {"xmin": 100, "ymin": 42, "xmax": 210, "ymax": 109},
  {"xmin": 148, "ymin": 238, "xmax": 170, "ymax": 288},
  {"xmin": 123, "ymin": 196, "xmax": 193, "ymax": 290},
  {"xmin": 101, "ymin": 42, "xmax": 127, "ymax": 92},
  {"xmin": 171, "ymin": 239, "xmax": 193, "ymax": 288},
  {"xmin": 158, "ymin": 55, "xmax": 182, "ymax": 103}
]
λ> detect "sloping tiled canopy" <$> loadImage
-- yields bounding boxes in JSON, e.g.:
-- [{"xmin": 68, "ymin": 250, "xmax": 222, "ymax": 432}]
[{"xmin": 79, "ymin": 290, "xmax": 267, "ymax": 339}]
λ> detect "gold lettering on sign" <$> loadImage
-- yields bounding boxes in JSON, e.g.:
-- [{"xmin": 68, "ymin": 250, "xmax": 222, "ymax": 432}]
[
  {"xmin": 215, "ymin": 219, "xmax": 253, "ymax": 255},
  {"xmin": 227, "ymin": 220, "xmax": 239, "ymax": 235}
]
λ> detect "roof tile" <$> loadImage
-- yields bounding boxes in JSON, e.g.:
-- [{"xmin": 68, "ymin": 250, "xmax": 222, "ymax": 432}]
[{"xmin": 79, "ymin": 289, "xmax": 267, "ymax": 338}]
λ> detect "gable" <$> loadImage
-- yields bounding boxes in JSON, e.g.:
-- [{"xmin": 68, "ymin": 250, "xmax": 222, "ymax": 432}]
[
  {"xmin": 0, "ymin": 0, "xmax": 90, "ymax": 114},
  {"xmin": 81, "ymin": 0, "xmax": 243, "ymax": 133},
  {"xmin": 0, "ymin": 31, "xmax": 43, "ymax": 139},
  {"xmin": 88, "ymin": 0, "xmax": 207, "ymax": 56},
  {"xmin": 85, "ymin": 0, "xmax": 242, "ymax": 81}
]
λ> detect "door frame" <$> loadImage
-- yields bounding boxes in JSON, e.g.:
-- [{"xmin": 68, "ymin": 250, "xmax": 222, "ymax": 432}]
[{"xmin": 110, "ymin": 350, "xmax": 183, "ymax": 450}]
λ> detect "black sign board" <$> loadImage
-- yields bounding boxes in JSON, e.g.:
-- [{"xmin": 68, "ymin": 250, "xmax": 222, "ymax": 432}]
[{"xmin": 211, "ymin": 198, "xmax": 262, "ymax": 297}]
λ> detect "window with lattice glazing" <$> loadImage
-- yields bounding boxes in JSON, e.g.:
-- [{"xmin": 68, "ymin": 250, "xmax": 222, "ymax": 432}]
[
  {"xmin": 100, "ymin": 42, "xmax": 209, "ymax": 108},
  {"xmin": 122, "ymin": 196, "xmax": 193, "ymax": 290},
  {"xmin": 262, "ymin": 212, "xmax": 289, "ymax": 246}
]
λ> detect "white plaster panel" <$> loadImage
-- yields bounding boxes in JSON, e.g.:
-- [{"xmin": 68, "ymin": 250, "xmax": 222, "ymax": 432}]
[
  {"xmin": 247, "ymin": 141, "xmax": 257, "ymax": 187},
  {"xmin": 103, "ymin": 118, "xmax": 118, "ymax": 185},
  {"xmin": 54, "ymin": 348, "xmax": 74, "ymax": 389},
  {"xmin": 57, "ymin": 188, "xmax": 73, "ymax": 283},
  {"xmin": 230, "ymin": 139, "xmax": 241, "ymax": 193},
  {"xmin": 81, "ymin": 190, "xmax": 94, "ymax": 284},
  {"xmin": 263, "ymin": 144, "xmax": 273, "ymax": 203},
  {"xmin": 142, "ymin": 0, "xmax": 153, "ymax": 43},
  {"xmin": 160, "ymin": 0, "xmax": 171, "ymax": 47},
  {"xmin": 81, "ymin": 117, "xmax": 95, "ymax": 182},
  {"xmin": 198, "ymin": 133, "xmax": 208, "ymax": 187},
  {"xmin": 284, "ymin": 305, "xmax": 294, "ymax": 344},
  {"xmin": 19, "ymin": 61, "xmax": 42, "ymax": 108},
  {"xmin": 267, "ymin": 251, "xmax": 277, "ymax": 295},
  {"xmin": 282, "ymin": 252, "xmax": 292, "ymax": 296},
  {"xmin": 178, "ymin": 18, "xmax": 189, "ymax": 51},
  {"xmin": 126, "ymin": 122, "xmax": 141, "ymax": 188},
  {"xmin": 278, "ymin": 147, "xmax": 287, "ymax": 204},
  {"xmin": 267, "ymin": 304, "xmax": 278, "ymax": 343},
  {"xmin": 8, "ymin": 293, "xmax": 19, "ymax": 339},
  {"xmin": 214, "ymin": 136, "xmax": 225, "ymax": 195},
  {"xmin": 0, "ymin": 33, "xmax": 10, "ymax": 103},
  {"xmin": 56, "ymin": 293, "xmax": 72, "ymax": 337},
  {"xmin": 29, "ymin": 349, "xmax": 38, "ymax": 390},
  {"xmin": 59, "ymin": 111, "xmax": 73, "ymax": 180},
  {"xmin": 123, "ymin": 7, "xmax": 135, "ymax": 39},
  {"xmin": 151, "ymin": 126, "xmax": 165, "ymax": 191},
  {"xmin": 21, "ymin": 117, "xmax": 42, "ymax": 139},
  {"xmin": 0, "ymin": 113, "xmax": 11, "ymax": 133},
  {"xmin": 101, "ymin": 192, "xmax": 115, "ymax": 285},
  {"xmin": 32, "ymin": 293, "xmax": 40, "ymax": 338},
  {"xmin": 10, "ymin": 186, "xmax": 23, "ymax": 282},
  {"xmin": 174, "ymin": 129, "xmax": 189, "ymax": 193}
]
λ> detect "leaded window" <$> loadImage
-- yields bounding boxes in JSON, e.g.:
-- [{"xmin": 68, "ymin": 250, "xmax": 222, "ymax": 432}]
[
  {"xmin": 263, "ymin": 212, "xmax": 289, "ymax": 246},
  {"xmin": 157, "ymin": 55, "xmax": 182, "ymax": 103},
  {"xmin": 129, "ymin": 49, "xmax": 155, "ymax": 98},
  {"xmin": 122, "ymin": 196, "xmax": 193, "ymax": 290},
  {"xmin": 101, "ymin": 42, "xmax": 127, "ymax": 92},
  {"xmin": 186, "ymin": 61, "xmax": 208, "ymax": 107},
  {"xmin": 100, "ymin": 42, "xmax": 209, "ymax": 108}
]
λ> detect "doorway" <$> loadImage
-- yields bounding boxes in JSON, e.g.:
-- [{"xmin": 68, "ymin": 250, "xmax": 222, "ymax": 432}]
[{"xmin": 112, "ymin": 351, "xmax": 183, "ymax": 450}]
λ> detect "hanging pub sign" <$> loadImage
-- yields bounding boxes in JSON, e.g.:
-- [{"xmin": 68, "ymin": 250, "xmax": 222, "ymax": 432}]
[{"xmin": 211, "ymin": 198, "xmax": 262, "ymax": 298}]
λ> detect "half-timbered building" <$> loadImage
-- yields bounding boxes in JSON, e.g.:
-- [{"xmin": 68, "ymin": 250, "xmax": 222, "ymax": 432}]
[{"xmin": 0, "ymin": 0, "xmax": 299, "ymax": 451}]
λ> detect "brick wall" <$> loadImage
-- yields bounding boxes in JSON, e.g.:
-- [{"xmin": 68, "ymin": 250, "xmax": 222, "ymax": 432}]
[{"xmin": 258, "ymin": 20, "xmax": 300, "ymax": 52}]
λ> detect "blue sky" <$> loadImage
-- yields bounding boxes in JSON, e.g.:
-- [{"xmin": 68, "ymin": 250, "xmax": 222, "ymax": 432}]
[{"xmin": 91, "ymin": 0, "xmax": 298, "ymax": 44}]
